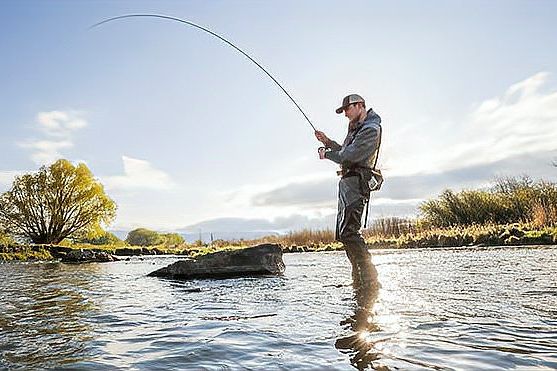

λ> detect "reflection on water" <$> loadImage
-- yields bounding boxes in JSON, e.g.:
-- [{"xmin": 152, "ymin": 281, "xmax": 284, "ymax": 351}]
[
  {"xmin": 0, "ymin": 263, "xmax": 100, "ymax": 368},
  {"xmin": 1, "ymin": 247, "xmax": 557, "ymax": 370},
  {"xmin": 336, "ymin": 267, "xmax": 383, "ymax": 370}
]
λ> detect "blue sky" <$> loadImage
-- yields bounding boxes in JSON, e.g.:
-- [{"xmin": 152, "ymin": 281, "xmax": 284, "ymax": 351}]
[{"xmin": 1, "ymin": 1, "xmax": 556, "ymax": 236}]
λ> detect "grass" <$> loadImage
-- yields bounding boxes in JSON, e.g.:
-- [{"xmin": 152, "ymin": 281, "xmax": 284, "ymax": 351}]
[
  {"xmin": 2, "ymin": 224, "xmax": 556, "ymax": 262},
  {"xmin": 0, "ymin": 246, "xmax": 53, "ymax": 261}
]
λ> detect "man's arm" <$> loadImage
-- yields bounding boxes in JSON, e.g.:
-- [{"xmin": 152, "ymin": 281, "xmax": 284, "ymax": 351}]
[
  {"xmin": 327, "ymin": 140, "xmax": 342, "ymax": 151},
  {"xmin": 315, "ymin": 130, "xmax": 342, "ymax": 151},
  {"xmin": 324, "ymin": 125, "xmax": 380, "ymax": 166}
]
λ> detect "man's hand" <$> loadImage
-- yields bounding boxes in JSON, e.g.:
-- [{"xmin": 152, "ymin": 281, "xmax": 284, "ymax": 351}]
[
  {"xmin": 318, "ymin": 147, "xmax": 326, "ymax": 160},
  {"xmin": 314, "ymin": 130, "xmax": 330, "ymax": 146}
]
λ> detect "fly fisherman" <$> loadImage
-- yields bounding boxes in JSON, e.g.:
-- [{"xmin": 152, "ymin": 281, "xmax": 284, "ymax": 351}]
[{"xmin": 315, "ymin": 94, "xmax": 382, "ymax": 291}]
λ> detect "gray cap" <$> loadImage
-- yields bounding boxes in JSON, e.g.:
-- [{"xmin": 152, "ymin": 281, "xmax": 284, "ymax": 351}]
[{"xmin": 335, "ymin": 94, "xmax": 365, "ymax": 114}]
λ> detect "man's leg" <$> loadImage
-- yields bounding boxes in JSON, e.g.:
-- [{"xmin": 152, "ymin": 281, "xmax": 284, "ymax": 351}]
[
  {"xmin": 339, "ymin": 204, "xmax": 377, "ymax": 290},
  {"xmin": 338, "ymin": 198, "xmax": 367, "ymax": 287},
  {"xmin": 344, "ymin": 246, "xmax": 361, "ymax": 286},
  {"xmin": 353, "ymin": 245, "xmax": 377, "ymax": 285}
]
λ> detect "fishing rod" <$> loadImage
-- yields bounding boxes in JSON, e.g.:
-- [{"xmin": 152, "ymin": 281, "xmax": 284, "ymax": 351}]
[{"xmin": 89, "ymin": 14, "xmax": 317, "ymax": 132}]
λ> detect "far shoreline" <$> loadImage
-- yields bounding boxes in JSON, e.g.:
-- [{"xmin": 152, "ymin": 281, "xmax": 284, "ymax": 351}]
[{"xmin": 1, "ymin": 223, "xmax": 556, "ymax": 262}]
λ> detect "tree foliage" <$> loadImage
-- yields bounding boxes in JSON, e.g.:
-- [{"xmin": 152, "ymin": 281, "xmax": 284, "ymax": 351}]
[
  {"xmin": 0, "ymin": 159, "xmax": 116, "ymax": 244},
  {"xmin": 161, "ymin": 232, "xmax": 185, "ymax": 246},
  {"xmin": 125, "ymin": 228, "xmax": 164, "ymax": 246},
  {"xmin": 125, "ymin": 229, "xmax": 185, "ymax": 247},
  {"xmin": 76, "ymin": 230, "xmax": 124, "ymax": 246},
  {"xmin": 0, "ymin": 230, "xmax": 14, "ymax": 247}
]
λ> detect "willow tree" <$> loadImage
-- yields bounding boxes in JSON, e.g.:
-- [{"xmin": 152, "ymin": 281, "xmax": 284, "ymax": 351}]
[{"xmin": 0, "ymin": 159, "xmax": 116, "ymax": 244}]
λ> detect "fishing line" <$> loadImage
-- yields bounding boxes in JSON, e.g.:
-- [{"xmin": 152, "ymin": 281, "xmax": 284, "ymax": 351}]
[{"xmin": 89, "ymin": 14, "xmax": 317, "ymax": 132}]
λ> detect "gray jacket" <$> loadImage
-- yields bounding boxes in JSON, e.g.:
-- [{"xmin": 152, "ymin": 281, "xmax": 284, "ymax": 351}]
[{"xmin": 324, "ymin": 109, "xmax": 382, "ymax": 170}]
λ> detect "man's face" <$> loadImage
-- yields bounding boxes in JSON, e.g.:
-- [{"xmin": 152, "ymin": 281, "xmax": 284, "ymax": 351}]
[{"xmin": 343, "ymin": 103, "xmax": 362, "ymax": 123}]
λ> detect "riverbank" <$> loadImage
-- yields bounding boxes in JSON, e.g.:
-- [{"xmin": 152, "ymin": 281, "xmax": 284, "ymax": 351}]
[
  {"xmin": 366, "ymin": 223, "xmax": 557, "ymax": 249},
  {"xmin": 1, "ymin": 223, "xmax": 556, "ymax": 262}
]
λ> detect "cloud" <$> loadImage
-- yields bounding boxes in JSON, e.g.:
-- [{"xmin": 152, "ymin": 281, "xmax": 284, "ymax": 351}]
[
  {"xmin": 102, "ymin": 156, "xmax": 176, "ymax": 191},
  {"xmin": 178, "ymin": 214, "xmax": 338, "ymax": 235},
  {"xmin": 446, "ymin": 72, "xmax": 557, "ymax": 169},
  {"xmin": 18, "ymin": 110, "xmax": 87, "ymax": 165},
  {"xmin": 0, "ymin": 170, "xmax": 26, "ymax": 191},
  {"xmin": 18, "ymin": 139, "xmax": 73, "ymax": 166},
  {"xmin": 381, "ymin": 72, "xmax": 557, "ymax": 177},
  {"xmin": 248, "ymin": 150, "xmax": 557, "ymax": 213},
  {"xmin": 36, "ymin": 110, "xmax": 87, "ymax": 136},
  {"xmin": 252, "ymin": 177, "xmax": 337, "ymax": 208}
]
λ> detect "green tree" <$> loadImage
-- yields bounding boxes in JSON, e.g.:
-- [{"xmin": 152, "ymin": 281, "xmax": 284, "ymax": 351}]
[
  {"xmin": 0, "ymin": 159, "xmax": 116, "ymax": 244},
  {"xmin": 161, "ymin": 232, "xmax": 185, "ymax": 246},
  {"xmin": 0, "ymin": 230, "xmax": 14, "ymax": 247},
  {"xmin": 125, "ymin": 228, "xmax": 164, "ymax": 246},
  {"xmin": 76, "ymin": 230, "xmax": 125, "ymax": 246}
]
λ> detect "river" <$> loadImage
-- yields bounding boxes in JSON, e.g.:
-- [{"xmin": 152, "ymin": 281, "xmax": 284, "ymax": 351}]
[{"xmin": 1, "ymin": 246, "xmax": 556, "ymax": 370}]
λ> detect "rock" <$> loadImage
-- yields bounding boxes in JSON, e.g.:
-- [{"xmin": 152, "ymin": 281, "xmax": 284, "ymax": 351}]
[
  {"xmin": 44, "ymin": 245, "xmax": 73, "ymax": 259},
  {"xmin": 505, "ymin": 235, "xmax": 521, "ymax": 245},
  {"xmin": 148, "ymin": 243, "xmax": 285, "ymax": 279},
  {"xmin": 114, "ymin": 248, "xmax": 142, "ymax": 256},
  {"xmin": 61, "ymin": 249, "xmax": 119, "ymax": 263}
]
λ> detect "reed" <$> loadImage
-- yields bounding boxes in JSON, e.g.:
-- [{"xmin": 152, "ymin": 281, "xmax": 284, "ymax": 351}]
[
  {"xmin": 420, "ymin": 177, "xmax": 557, "ymax": 227},
  {"xmin": 362, "ymin": 217, "xmax": 417, "ymax": 238}
]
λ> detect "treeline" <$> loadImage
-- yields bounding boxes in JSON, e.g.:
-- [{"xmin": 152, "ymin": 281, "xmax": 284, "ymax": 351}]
[
  {"xmin": 124, "ymin": 228, "xmax": 184, "ymax": 247},
  {"xmin": 72, "ymin": 228, "xmax": 185, "ymax": 247}
]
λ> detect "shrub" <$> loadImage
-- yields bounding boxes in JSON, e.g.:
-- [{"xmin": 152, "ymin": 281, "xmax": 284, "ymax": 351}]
[{"xmin": 420, "ymin": 176, "xmax": 557, "ymax": 227}]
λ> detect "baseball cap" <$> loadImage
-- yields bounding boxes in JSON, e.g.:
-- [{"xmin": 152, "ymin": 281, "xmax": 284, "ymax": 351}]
[{"xmin": 335, "ymin": 94, "xmax": 365, "ymax": 114}]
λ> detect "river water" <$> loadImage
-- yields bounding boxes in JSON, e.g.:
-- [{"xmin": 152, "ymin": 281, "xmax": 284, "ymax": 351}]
[{"xmin": 1, "ymin": 246, "xmax": 556, "ymax": 370}]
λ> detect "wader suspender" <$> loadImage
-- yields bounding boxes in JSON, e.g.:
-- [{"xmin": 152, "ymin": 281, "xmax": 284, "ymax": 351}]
[{"xmin": 363, "ymin": 124, "xmax": 382, "ymax": 229}]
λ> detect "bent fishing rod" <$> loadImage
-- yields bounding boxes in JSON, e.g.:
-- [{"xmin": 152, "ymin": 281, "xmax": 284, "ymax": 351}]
[{"xmin": 89, "ymin": 14, "xmax": 317, "ymax": 132}]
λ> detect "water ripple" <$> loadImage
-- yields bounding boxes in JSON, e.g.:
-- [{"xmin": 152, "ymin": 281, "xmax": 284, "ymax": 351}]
[{"xmin": 1, "ymin": 247, "xmax": 557, "ymax": 370}]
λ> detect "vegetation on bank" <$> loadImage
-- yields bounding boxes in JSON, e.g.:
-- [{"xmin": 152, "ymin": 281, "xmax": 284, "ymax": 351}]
[
  {"xmin": 364, "ymin": 222, "xmax": 557, "ymax": 248},
  {"xmin": 0, "ymin": 244, "xmax": 53, "ymax": 261},
  {"xmin": 1, "ymin": 174, "xmax": 556, "ymax": 262},
  {"xmin": 0, "ymin": 159, "xmax": 116, "ymax": 244},
  {"xmin": 419, "ymin": 176, "xmax": 557, "ymax": 228},
  {"xmin": 3, "ymin": 222, "xmax": 555, "ymax": 261}
]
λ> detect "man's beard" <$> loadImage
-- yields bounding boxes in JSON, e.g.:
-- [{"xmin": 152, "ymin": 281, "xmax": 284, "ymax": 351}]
[
  {"xmin": 349, "ymin": 114, "xmax": 362, "ymax": 128},
  {"xmin": 349, "ymin": 110, "xmax": 365, "ymax": 127}
]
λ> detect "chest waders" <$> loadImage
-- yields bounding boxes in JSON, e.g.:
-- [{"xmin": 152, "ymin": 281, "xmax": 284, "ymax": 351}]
[{"xmin": 338, "ymin": 125, "xmax": 383, "ymax": 229}]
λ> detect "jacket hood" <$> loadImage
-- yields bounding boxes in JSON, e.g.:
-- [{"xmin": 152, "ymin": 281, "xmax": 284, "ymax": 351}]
[{"xmin": 365, "ymin": 108, "xmax": 381, "ymax": 124}]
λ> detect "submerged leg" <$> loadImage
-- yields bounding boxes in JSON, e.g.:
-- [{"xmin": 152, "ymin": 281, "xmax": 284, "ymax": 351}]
[{"xmin": 344, "ymin": 245, "xmax": 361, "ymax": 286}]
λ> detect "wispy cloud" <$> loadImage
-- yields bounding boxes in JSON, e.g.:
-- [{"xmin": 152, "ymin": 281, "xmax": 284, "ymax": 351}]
[
  {"xmin": 247, "ymin": 150, "xmax": 556, "ymax": 212},
  {"xmin": 18, "ymin": 110, "xmax": 87, "ymax": 165},
  {"xmin": 178, "ymin": 214, "xmax": 337, "ymax": 234},
  {"xmin": 36, "ymin": 110, "xmax": 87, "ymax": 136},
  {"xmin": 102, "ymin": 156, "xmax": 176, "ymax": 191},
  {"xmin": 0, "ymin": 170, "xmax": 25, "ymax": 191},
  {"xmin": 447, "ymin": 72, "xmax": 557, "ymax": 169},
  {"xmin": 382, "ymin": 72, "xmax": 557, "ymax": 177}
]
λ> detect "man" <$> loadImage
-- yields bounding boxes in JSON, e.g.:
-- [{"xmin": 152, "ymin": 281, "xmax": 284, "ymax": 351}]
[{"xmin": 315, "ymin": 94, "xmax": 381, "ymax": 289}]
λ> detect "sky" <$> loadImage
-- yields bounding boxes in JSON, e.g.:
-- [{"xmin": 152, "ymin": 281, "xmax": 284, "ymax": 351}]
[{"xmin": 1, "ymin": 1, "xmax": 556, "ymax": 237}]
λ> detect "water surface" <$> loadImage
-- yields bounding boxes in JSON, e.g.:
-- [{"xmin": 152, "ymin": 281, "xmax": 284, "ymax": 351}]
[{"xmin": 1, "ymin": 246, "xmax": 556, "ymax": 370}]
